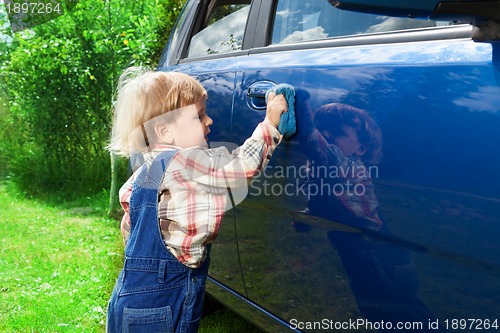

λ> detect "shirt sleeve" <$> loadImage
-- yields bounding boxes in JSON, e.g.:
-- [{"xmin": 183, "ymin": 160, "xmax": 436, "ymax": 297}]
[
  {"xmin": 168, "ymin": 121, "xmax": 282, "ymax": 190},
  {"xmin": 118, "ymin": 175, "xmax": 134, "ymax": 244}
]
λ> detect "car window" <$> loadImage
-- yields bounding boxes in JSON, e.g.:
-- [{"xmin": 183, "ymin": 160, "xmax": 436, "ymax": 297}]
[
  {"xmin": 271, "ymin": 0, "xmax": 441, "ymax": 44},
  {"xmin": 188, "ymin": 0, "xmax": 251, "ymax": 58}
]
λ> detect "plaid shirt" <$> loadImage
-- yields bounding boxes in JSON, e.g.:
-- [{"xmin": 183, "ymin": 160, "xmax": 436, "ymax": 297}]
[{"xmin": 119, "ymin": 122, "xmax": 282, "ymax": 268}]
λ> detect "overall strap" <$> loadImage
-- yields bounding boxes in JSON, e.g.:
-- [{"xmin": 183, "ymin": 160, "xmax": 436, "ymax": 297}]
[
  {"xmin": 125, "ymin": 150, "xmax": 177, "ymax": 259},
  {"xmin": 133, "ymin": 150, "xmax": 176, "ymax": 192}
]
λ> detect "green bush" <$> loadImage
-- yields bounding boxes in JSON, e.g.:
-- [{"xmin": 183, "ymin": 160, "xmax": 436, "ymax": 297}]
[{"xmin": 0, "ymin": 0, "xmax": 183, "ymax": 198}]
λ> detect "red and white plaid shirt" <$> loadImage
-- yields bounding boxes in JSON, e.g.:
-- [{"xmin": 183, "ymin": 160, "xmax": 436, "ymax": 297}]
[{"xmin": 119, "ymin": 122, "xmax": 282, "ymax": 268}]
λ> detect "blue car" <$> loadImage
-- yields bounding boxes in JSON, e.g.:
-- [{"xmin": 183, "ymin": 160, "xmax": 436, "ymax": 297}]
[{"xmin": 159, "ymin": 1, "xmax": 500, "ymax": 332}]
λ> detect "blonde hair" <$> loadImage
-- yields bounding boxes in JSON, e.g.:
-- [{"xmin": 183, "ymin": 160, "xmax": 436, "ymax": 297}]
[{"xmin": 107, "ymin": 67, "xmax": 207, "ymax": 156}]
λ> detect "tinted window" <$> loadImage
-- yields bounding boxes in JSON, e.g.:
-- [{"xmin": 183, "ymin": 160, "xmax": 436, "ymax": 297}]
[
  {"xmin": 271, "ymin": 0, "xmax": 439, "ymax": 44},
  {"xmin": 188, "ymin": 0, "xmax": 251, "ymax": 58}
]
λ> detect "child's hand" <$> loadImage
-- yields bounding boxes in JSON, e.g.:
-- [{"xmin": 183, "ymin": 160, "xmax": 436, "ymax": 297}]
[{"xmin": 265, "ymin": 92, "xmax": 288, "ymax": 128}]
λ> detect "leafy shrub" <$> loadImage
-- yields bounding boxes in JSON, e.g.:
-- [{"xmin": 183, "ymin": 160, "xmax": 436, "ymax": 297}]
[{"xmin": 0, "ymin": 0, "xmax": 183, "ymax": 198}]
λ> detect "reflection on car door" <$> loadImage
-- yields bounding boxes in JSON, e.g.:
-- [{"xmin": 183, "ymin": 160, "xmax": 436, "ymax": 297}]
[{"xmin": 231, "ymin": 1, "xmax": 500, "ymax": 330}]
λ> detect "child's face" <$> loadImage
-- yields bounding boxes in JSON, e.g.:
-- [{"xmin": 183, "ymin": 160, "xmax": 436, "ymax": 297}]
[
  {"xmin": 169, "ymin": 98, "xmax": 212, "ymax": 148},
  {"xmin": 331, "ymin": 125, "xmax": 366, "ymax": 157}
]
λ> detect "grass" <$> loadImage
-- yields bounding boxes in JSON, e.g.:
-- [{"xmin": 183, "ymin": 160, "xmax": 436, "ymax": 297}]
[
  {"xmin": 0, "ymin": 184, "xmax": 263, "ymax": 332},
  {"xmin": 199, "ymin": 296, "xmax": 263, "ymax": 333}
]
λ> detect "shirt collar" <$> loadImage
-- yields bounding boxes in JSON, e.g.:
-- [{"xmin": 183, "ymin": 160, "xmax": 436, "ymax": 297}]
[{"xmin": 142, "ymin": 144, "xmax": 180, "ymax": 162}]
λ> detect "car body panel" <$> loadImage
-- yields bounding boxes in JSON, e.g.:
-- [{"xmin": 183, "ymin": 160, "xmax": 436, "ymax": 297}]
[{"xmin": 231, "ymin": 37, "xmax": 500, "ymax": 328}]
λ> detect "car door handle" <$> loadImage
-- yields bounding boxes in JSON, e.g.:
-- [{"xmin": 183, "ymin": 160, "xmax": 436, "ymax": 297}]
[
  {"xmin": 247, "ymin": 80, "xmax": 276, "ymax": 98},
  {"xmin": 246, "ymin": 80, "xmax": 276, "ymax": 110}
]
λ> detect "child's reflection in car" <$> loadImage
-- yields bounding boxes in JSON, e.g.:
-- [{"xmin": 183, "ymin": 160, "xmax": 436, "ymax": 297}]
[{"xmin": 297, "ymin": 101, "xmax": 441, "ymax": 332}]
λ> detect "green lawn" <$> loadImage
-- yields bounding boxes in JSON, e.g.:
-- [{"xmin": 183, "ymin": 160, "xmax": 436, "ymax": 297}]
[{"xmin": 0, "ymin": 185, "xmax": 262, "ymax": 332}]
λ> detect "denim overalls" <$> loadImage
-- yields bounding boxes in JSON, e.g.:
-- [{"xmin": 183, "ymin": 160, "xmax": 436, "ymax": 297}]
[{"xmin": 107, "ymin": 151, "xmax": 210, "ymax": 333}]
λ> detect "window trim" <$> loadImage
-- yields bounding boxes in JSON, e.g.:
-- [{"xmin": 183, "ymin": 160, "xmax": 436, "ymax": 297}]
[
  {"xmin": 248, "ymin": 24, "xmax": 475, "ymax": 55},
  {"xmin": 244, "ymin": 0, "xmax": 274, "ymax": 49},
  {"xmin": 178, "ymin": 49, "xmax": 250, "ymax": 64}
]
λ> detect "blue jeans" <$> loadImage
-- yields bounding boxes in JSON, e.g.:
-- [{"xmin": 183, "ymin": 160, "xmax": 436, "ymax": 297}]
[{"xmin": 106, "ymin": 151, "xmax": 210, "ymax": 333}]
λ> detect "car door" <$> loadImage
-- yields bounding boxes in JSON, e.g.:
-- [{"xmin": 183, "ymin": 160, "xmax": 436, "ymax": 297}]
[
  {"xmin": 158, "ymin": 0, "xmax": 258, "ymax": 299},
  {"xmin": 231, "ymin": 0, "xmax": 500, "ymax": 331}
]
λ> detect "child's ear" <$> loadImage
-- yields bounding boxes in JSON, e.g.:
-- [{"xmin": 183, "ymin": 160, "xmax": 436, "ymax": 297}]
[
  {"xmin": 155, "ymin": 123, "xmax": 174, "ymax": 145},
  {"xmin": 355, "ymin": 144, "xmax": 367, "ymax": 157}
]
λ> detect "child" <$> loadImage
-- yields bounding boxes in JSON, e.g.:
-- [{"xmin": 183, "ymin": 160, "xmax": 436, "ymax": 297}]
[{"xmin": 106, "ymin": 68, "xmax": 287, "ymax": 333}]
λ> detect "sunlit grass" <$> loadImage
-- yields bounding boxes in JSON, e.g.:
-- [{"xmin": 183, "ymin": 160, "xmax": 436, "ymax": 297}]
[
  {"xmin": 0, "ymin": 186, "xmax": 123, "ymax": 332},
  {"xmin": 0, "ymin": 185, "xmax": 263, "ymax": 332}
]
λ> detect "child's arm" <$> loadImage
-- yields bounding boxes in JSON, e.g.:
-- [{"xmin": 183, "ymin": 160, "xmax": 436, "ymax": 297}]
[{"xmin": 166, "ymin": 93, "xmax": 288, "ymax": 189}]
